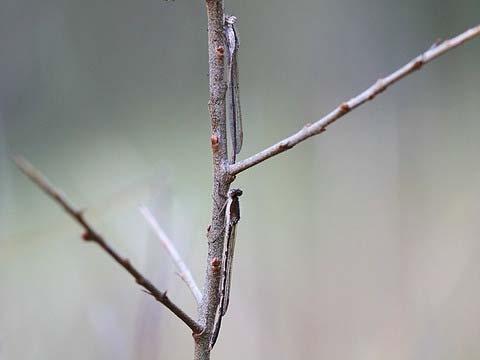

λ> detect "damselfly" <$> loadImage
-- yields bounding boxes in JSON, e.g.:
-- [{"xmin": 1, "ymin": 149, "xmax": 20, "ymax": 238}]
[
  {"xmin": 210, "ymin": 188, "xmax": 243, "ymax": 348},
  {"xmin": 224, "ymin": 15, "xmax": 243, "ymax": 164}
]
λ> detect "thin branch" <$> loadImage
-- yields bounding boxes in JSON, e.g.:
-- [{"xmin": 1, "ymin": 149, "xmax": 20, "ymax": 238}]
[
  {"xmin": 139, "ymin": 206, "xmax": 202, "ymax": 304},
  {"xmin": 195, "ymin": 0, "xmax": 231, "ymax": 359},
  {"xmin": 14, "ymin": 156, "xmax": 203, "ymax": 334},
  {"xmin": 229, "ymin": 24, "xmax": 480, "ymax": 175}
]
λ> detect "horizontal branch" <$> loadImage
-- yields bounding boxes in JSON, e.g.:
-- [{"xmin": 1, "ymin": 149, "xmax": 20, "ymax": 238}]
[
  {"xmin": 15, "ymin": 156, "xmax": 203, "ymax": 334},
  {"xmin": 140, "ymin": 206, "xmax": 202, "ymax": 305},
  {"xmin": 229, "ymin": 24, "xmax": 480, "ymax": 175}
]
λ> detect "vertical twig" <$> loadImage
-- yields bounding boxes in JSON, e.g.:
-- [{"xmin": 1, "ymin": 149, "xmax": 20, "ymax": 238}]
[{"xmin": 195, "ymin": 1, "xmax": 235, "ymax": 359}]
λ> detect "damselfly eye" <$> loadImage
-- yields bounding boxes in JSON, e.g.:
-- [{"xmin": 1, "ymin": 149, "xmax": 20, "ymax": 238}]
[{"xmin": 229, "ymin": 188, "xmax": 243, "ymax": 197}]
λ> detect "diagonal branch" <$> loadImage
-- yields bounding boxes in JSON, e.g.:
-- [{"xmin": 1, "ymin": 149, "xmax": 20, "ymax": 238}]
[
  {"xmin": 14, "ymin": 156, "xmax": 203, "ymax": 334},
  {"xmin": 229, "ymin": 24, "xmax": 480, "ymax": 175},
  {"xmin": 139, "ymin": 206, "xmax": 202, "ymax": 305}
]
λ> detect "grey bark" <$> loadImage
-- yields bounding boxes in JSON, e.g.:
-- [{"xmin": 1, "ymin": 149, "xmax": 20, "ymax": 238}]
[{"xmin": 194, "ymin": 1, "xmax": 234, "ymax": 359}]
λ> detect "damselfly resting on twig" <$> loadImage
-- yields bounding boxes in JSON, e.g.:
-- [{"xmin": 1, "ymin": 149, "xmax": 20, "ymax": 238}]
[
  {"xmin": 210, "ymin": 188, "xmax": 243, "ymax": 348},
  {"xmin": 224, "ymin": 15, "xmax": 243, "ymax": 164}
]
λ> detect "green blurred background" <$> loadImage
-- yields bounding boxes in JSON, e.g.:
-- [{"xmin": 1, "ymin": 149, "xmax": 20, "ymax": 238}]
[{"xmin": 1, "ymin": 0, "xmax": 480, "ymax": 359}]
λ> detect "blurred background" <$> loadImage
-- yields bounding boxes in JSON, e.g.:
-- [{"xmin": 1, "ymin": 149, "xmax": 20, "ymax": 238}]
[{"xmin": 1, "ymin": 0, "xmax": 480, "ymax": 359}]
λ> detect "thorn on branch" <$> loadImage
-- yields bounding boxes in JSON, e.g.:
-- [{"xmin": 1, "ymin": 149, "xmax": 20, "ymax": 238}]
[
  {"xmin": 429, "ymin": 38, "xmax": 443, "ymax": 49},
  {"xmin": 141, "ymin": 289, "xmax": 154, "ymax": 296}
]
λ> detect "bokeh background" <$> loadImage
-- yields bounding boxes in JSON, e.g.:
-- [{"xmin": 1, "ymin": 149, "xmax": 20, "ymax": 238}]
[{"xmin": 1, "ymin": 0, "xmax": 480, "ymax": 359}]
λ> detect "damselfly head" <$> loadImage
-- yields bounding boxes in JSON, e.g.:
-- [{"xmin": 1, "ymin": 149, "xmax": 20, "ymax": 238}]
[
  {"xmin": 228, "ymin": 188, "xmax": 243, "ymax": 197},
  {"xmin": 225, "ymin": 15, "xmax": 237, "ymax": 25}
]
